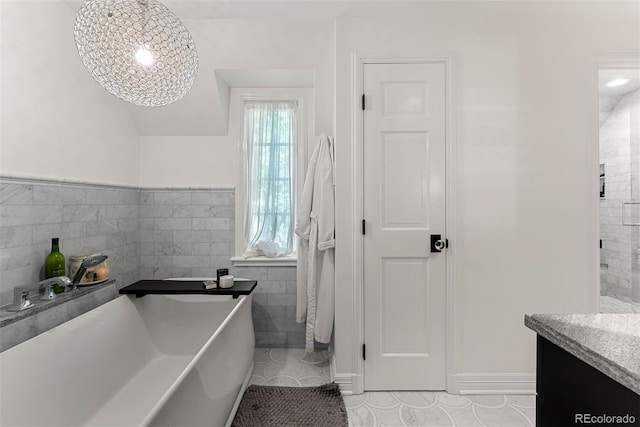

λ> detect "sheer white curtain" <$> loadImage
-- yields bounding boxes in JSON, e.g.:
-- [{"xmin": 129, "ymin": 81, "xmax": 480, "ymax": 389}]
[{"xmin": 243, "ymin": 100, "xmax": 297, "ymax": 257}]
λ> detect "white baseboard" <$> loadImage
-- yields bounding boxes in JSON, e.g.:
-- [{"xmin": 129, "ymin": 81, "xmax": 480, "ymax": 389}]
[
  {"xmin": 329, "ymin": 362, "xmax": 535, "ymax": 395},
  {"xmin": 331, "ymin": 354, "xmax": 364, "ymax": 395},
  {"xmin": 334, "ymin": 373, "xmax": 355, "ymax": 395},
  {"xmin": 447, "ymin": 373, "xmax": 536, "ymax": 395}
]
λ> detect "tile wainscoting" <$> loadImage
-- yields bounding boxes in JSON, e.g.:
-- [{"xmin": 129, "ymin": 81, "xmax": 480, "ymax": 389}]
[
  {"xmin": 0, "ymin": 178, "xmax": 140, "ymax": 305},
  {"xmin": 0, "ymin": 178, "xmax": 140, "ymax": 350},
  {"xmin": 139, "ymin": 189, "xmax": 304, "ymax": 347},
  {"xmin": 0, "ymin": 178, "xmax": 303, "ymax": 349}
]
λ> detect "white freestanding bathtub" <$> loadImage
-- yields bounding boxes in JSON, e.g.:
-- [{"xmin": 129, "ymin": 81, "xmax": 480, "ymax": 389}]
[{"xmin": 0, "ymin": 284, "xmax": 255, "ymax": 426}]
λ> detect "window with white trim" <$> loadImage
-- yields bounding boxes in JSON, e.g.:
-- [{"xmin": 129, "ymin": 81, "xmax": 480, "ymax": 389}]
[{"xmin": 232, "ymin": 89, "xmax": 309, "ymax": 266}]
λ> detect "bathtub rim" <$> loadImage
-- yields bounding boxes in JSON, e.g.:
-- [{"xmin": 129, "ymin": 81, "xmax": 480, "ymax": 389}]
[
  {"xmin": 138, "ymin": 291, "xmax": 254, "ymax": 426},
  {"xmin": 0, "ymin": 279, "xmax": 116, "ymax": 330}
]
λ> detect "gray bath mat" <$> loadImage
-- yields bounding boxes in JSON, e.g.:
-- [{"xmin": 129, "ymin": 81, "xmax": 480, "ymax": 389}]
[{"xmin": 232, "ymin": 382, "xmax": 348, "ymax": 427}]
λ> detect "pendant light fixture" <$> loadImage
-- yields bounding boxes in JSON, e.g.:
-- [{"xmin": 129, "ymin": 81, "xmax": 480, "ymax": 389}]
[{"xmin": 74, "ymin": 0, "xmax": 198, "ymax": 107}]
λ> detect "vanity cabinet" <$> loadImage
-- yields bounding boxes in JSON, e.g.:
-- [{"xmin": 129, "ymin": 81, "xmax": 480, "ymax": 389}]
[{"xmin": 536, "ymin": 335, "xmax": 639, "ymax": 427}]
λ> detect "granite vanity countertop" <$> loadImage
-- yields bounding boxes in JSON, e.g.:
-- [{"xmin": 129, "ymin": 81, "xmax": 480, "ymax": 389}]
[
  {"xmin": 525, "ymin": 313, "xmax": 640, "ymax": 395},
  {"xmin": 0, "ymin": 279, "xmax": 115, "ymax": 328}
]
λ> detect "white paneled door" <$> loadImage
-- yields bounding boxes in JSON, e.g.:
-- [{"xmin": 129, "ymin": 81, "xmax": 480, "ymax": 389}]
[{"xmin": 363, "ymin": 62, "xmax": 447, "ymax": 390}]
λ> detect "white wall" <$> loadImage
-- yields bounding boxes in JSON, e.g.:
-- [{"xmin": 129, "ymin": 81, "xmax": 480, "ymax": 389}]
[
  {"xmin": 0, "ymin": 4, "xmax": 335, "ymax": 188},
  {"xmin": 333, "ymin": 1, "xmax": 640, "ymax": 392},
  {"xmin": 0, "ymin": 0, "xmax": 139, "ymax": 186},
  {"xmin": 139, "ymin": 88, "xmax": 315, "ymax": 188},
  {"xmin": 139, "ymin": 135, "xmax": 235, "ymax": 188},
  {"xmin": 138, "ymin": 19, "xmax": 334, "ymax": 186}
]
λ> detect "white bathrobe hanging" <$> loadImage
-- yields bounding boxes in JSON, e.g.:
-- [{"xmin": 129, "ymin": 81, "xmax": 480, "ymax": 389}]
[{"xmin": 295, "ymin": 133, "xmax": 335, "ymax": 351}]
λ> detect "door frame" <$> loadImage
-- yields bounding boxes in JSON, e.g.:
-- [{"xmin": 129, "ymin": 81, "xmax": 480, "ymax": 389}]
[
  {"xmin": 350, "ymin": 54, "xmax": 457, "ymax": 393},
  {"xmin": 590, "ymin": 54, "xmax": 640, "ymax": 313}
]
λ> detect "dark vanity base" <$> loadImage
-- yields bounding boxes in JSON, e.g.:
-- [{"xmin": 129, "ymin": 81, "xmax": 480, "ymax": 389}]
[{"xmin": 536, "ymin": 336, "xmax": 640, "ymax": 427}]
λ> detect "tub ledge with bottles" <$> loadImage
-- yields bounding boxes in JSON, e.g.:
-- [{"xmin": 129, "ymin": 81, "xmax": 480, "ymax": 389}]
[{"xmin": 0, "ymin": 238, "xmax": 117, "ymax": 352}]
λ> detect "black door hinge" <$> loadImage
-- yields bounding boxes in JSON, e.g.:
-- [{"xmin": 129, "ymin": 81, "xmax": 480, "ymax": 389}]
[
  {"xmin": 362, "ymin": 94, "xmax": 365, "ymax": 110},
  {"xmin": 362, "ymin": 219, "xmax": 366, "ymax": 235},
  {"xmin": 362, "ymin": 343, "xmax": 366, "ymax": 360}
]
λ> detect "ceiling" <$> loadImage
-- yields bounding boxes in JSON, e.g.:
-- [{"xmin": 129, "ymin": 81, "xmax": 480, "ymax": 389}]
[
  {"xmin": 62, "ymin": 0, "xmax": 361, "ymax": 19},
  {"xmin": 599, "ymin": 68, "xmax": 640, "ymax": 126},
  {"xmin": 58, "ymin": 0, "xmax": 639, "ymax": 133}
]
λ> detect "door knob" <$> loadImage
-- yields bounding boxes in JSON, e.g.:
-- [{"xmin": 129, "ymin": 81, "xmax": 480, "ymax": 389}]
[{"xmin": 430, "ymin": 235, "xmax": 448, "ymax": 253}]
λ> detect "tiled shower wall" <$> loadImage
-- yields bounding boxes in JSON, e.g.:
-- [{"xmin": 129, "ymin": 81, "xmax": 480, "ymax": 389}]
[
  {"xmin": 139, "ymin": 189, "xmax": 304, "ymax": 347},
  {"xmin": 0, "ymin": 180, "xmax": 304, "ymax": 347},
  {"xmin": 0, "ymin": 179, "xmax": 140, "ymax": 307},
  {"xmin": 600, "ymin": 89, "xmax": 640, "ymax": 303}
]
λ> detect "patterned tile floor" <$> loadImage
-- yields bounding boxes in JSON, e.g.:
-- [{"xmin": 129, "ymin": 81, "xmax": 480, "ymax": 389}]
[
  {"xmin": 250, "ymin": 348, "xmax": 536, "ymax": 426},
  {"xmin": 600, "ymin": 295, "xmax": 640, "ymax": 313},
  {"xmin": 250, "ymin": 347, "xmax": 332, "ymax": 387}
]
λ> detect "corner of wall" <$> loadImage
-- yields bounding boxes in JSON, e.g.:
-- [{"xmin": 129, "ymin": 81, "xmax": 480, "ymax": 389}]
[{"xmin": 215, "ymin": 72, "xmax": 231, "ymax": 134}]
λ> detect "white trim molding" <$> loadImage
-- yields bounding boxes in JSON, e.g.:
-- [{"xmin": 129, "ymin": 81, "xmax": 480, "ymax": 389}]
[
  {"xmin": 329, "ymin": 353, "xmax": 363, "ymax": 396},
  {"xmin": 350, "ymin": 53, "xmax": 456, "ymax": 394},
  {"xmin": 0, "ymin": 174, "xmax": 235, "ymax": 192},
  {"xmin": 334, "ymin": 374, "xmax": 357, "ymax": 396},
  {"xmin": 230, "ymin": 256, "xmax": 297, "ymax": 267},
  {"xmin": 0, "ymin": 173, "xmax": 140, "ymax": 190},
  {"xmin": 447, "ymin": 373, "xmax": 536, "ymax": 395}
]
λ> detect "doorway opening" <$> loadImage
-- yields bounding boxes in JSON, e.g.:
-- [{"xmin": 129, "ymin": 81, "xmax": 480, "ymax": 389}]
[{"xmin": 598, "ymin": 65, "xmax": 640, "ymax": 313}]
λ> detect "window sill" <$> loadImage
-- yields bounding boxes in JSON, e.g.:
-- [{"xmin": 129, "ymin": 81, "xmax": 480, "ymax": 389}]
[{"xmin": 230, "ymin": 256, "xmax": 297, "ymax": 267}]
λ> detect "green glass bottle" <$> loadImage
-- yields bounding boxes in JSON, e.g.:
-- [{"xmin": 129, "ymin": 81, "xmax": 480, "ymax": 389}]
[{"xmin": 45, "ymin": 238, "xmax": 66, "ymax": 293}]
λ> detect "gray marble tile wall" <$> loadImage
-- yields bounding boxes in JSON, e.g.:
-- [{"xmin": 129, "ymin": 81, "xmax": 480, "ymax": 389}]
[
  {"xmin": 250, "ymin": 268, "xmax": 303, "ymax": 348},
  {"xmin": 1, "ymin": 182, "xmax": 303, "ymax": 349},
  {"xmin": 0, "ymin": 179, "xmax": 140, "ymax": 307},
  {"xmin": 139, "ymin": 189, "xmax": 304, "ymax": 347},
  {"xmin": 138, "ymin": 189, "xmax": 235, "ymax": 278}
]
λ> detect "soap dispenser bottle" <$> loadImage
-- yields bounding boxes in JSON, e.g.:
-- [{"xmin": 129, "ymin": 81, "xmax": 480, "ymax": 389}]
[{"xmin": 45, "ymin": 238, "xmax": 66, "ymax": 293}]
